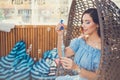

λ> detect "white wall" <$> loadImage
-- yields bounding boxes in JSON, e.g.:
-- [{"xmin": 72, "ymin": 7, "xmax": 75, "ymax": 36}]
[{"xmin": 113, "ymin": 0, "xmax": 120, "ymax": 8}]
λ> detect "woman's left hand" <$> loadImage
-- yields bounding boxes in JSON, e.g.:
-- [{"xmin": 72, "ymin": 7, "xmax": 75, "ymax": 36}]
[{"xmin": 60, "ymin": 57, "xmax": 76, "ymax": 70}]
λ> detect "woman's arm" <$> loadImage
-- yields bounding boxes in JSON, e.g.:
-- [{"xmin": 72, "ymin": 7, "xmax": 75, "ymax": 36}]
[
  {"xmin": 60, "ymin": 57, "xmax": 98, "ymax": 80},
  {"xmin": 64, "ymin": 47, "xmax": 74, "ymax": 57},
  {"xmin": 57, "ymin": 35, "xmax": 74, "ymax": 57},
  {"xmin": 73, "ymin": 64, "xmax": 98, "ymax": 80},
  {"xmin": 56, "ymin": 23, "xmax": 75, "ymax": 58},
  {"xmin": 57, "ymin": 35, "xmax": 63, "ymax": 57},
  {"xmin": 81, "ymin": 68, "xmax": 98, "ymax": 80}
]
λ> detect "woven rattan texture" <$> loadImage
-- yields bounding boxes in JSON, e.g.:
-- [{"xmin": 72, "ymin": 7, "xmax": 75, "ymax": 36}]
[
  {"xmin": 65, "ymin": 0, "xmax": 120, "ymax": 80},
  {"xmin": 96, "ymin": 0, "xmax": 120, "ymax": 80}
]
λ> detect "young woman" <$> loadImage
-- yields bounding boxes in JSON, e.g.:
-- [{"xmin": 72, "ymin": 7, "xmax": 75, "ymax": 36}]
[{"xmin": 56, "ymin": 8, "xmax": 101, "ymax": 80}]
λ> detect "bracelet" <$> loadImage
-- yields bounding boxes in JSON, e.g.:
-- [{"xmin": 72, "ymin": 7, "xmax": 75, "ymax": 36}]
[
  {"xmin": 73, "ymin": 67, "xmax": 81, "ymax": 74},
  {"xmin": 77, "ymin": 68, "xmax": 81, "ymax": 74},
  {"xmin": 75, "ymin": 68, "xmax": 81, "ymax": 74}
]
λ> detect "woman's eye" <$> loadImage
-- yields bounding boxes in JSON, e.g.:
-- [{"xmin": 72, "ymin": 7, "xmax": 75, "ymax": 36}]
[{"xmin": 86, "ymin": 21, "xmax": 90, "ymax": 24}]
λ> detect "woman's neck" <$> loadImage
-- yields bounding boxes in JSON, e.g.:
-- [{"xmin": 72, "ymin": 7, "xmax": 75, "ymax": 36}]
[
  {"xmin": 87, "ymin": 31, "xmax": 101, "ymax": 43},
  {"xmin": 85, "ymin": 32, "xmax": 101, "ymax": 50}
]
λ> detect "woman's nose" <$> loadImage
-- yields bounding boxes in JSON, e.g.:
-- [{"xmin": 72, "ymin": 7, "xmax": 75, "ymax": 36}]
[
  {"xmin": 81, "ymin": 24, "xmax": 85, "ymax": 28},
  {"xmin": 82, "ymin": 23, "xmax": 87, "ymax": 29}
]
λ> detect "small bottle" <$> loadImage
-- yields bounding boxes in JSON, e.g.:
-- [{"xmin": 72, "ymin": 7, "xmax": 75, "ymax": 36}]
[{"xmin": 59, "ymin": 20, "xmax": 64, "ymax": 30}]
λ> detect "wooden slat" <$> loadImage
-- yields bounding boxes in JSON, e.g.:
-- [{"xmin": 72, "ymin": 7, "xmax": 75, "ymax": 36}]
[
  {"xmin": 1, "ymin": 32, "xmax": 5, "ymax": 56},
  {"xmin": 37, "ymin": 26, "xmax": 42, "ymax": 59},
  {"xmin": 0, "ymin": 25, "xmax": 58, "ymax": 60},
  {"xmin": 0, "ymin": 31, "xmax": 1, "ymax": 56}
]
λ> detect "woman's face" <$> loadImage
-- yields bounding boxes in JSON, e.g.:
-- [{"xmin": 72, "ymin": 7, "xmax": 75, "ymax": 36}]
[{"xmin": 82, "ymin": 13, "xmax": 98, "ymax": 35}]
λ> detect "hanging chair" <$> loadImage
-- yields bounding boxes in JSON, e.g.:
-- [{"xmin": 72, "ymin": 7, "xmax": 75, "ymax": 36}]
[{"xmin": 64, "ymin": 0, "xmax": 120, "ymax": 80}]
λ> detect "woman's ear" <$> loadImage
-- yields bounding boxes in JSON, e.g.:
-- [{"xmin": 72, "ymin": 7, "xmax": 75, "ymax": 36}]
[
  {"xmin": 96, "ymin": 24, "xmax": 99, "ymax": 28},
  {"xmin": 96, "ymin": 24, "xmax": 99, "ymax": 30}
]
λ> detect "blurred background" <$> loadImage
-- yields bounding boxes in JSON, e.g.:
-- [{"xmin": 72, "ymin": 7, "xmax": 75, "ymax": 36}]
[{"xmin": 0, "ymin": 0, "xmax": 119, "ymax": 25}]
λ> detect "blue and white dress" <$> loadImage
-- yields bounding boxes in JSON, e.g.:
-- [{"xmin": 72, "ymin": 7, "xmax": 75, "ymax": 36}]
[{"xmin": 56, "ymin": 38, "xmax": 101, "ymax": 80}]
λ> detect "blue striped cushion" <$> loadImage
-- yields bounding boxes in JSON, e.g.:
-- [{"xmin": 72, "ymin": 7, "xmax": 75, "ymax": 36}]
[
  {"xmin": 0, "ymin": 40, "xmax": 34, "ymax": 80},
  {"xmin": 0, "ymin": 41, "xmax": 59, "ymax": 80}
]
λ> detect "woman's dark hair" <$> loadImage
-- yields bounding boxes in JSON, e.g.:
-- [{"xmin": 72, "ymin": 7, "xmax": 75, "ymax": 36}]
[{"xmin": 81, "ymin": 8, "xmax": 101, "ymax": 37}]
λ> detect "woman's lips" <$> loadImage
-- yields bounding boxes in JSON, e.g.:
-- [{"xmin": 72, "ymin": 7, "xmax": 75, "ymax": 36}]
[{"xmin": 83, "ymin": 29, "xmax": 87, "ymax": 32}]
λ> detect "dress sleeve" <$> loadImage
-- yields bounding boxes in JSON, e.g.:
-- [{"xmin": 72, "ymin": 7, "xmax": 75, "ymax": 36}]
[
  {"xmin": 69, "ymin": 38, "xmax": 80, "ymax": 53},
  {"xmin": 93, "ymin": 52, "xmax": 101, "ymax": 71}
]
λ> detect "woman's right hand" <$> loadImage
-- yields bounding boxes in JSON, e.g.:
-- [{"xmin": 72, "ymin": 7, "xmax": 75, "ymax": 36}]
[
  {"xmin": 55, "ymin": 23, "xmax": 64, "ymax": 36},
  {"xmin": 60, "ymin": 57, "xmax": 77, "ymax": 70}
]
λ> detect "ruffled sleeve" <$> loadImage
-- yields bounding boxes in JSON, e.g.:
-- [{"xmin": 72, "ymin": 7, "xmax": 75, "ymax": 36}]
[
  {"xmin": 93, "ymin": 51, "xmax": 101, "ymax": 71},
  {"xmin": 69, "ymin": 38, "xmax": 80, "ymax": 53}
]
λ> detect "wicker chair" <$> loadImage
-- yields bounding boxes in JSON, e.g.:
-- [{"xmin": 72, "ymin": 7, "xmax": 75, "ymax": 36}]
[{"xmin": 64, "ymin": 0, "xmax": 120, "ymax": 80}]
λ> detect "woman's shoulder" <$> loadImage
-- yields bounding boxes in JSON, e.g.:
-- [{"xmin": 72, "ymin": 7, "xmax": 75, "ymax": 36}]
[
  {"xmin": 71, "ymin": 36, "xmax": 85, "ymax": 45},
  {"xmin": 78, "ymin": 35, "xmax": 86, "ymax": 42},
  {"xmin": 78, "ymin": 35, "xmax": 101, "ymax": 51},
  {"xmin": 78, "ymin": 35, "xmax": 89, "ymax": 40}
]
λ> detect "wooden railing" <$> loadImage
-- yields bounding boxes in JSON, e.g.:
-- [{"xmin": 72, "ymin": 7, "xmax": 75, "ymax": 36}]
[{"xmin": 0, "ymin": 25, "xmax": 58, "ymax": 60}]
